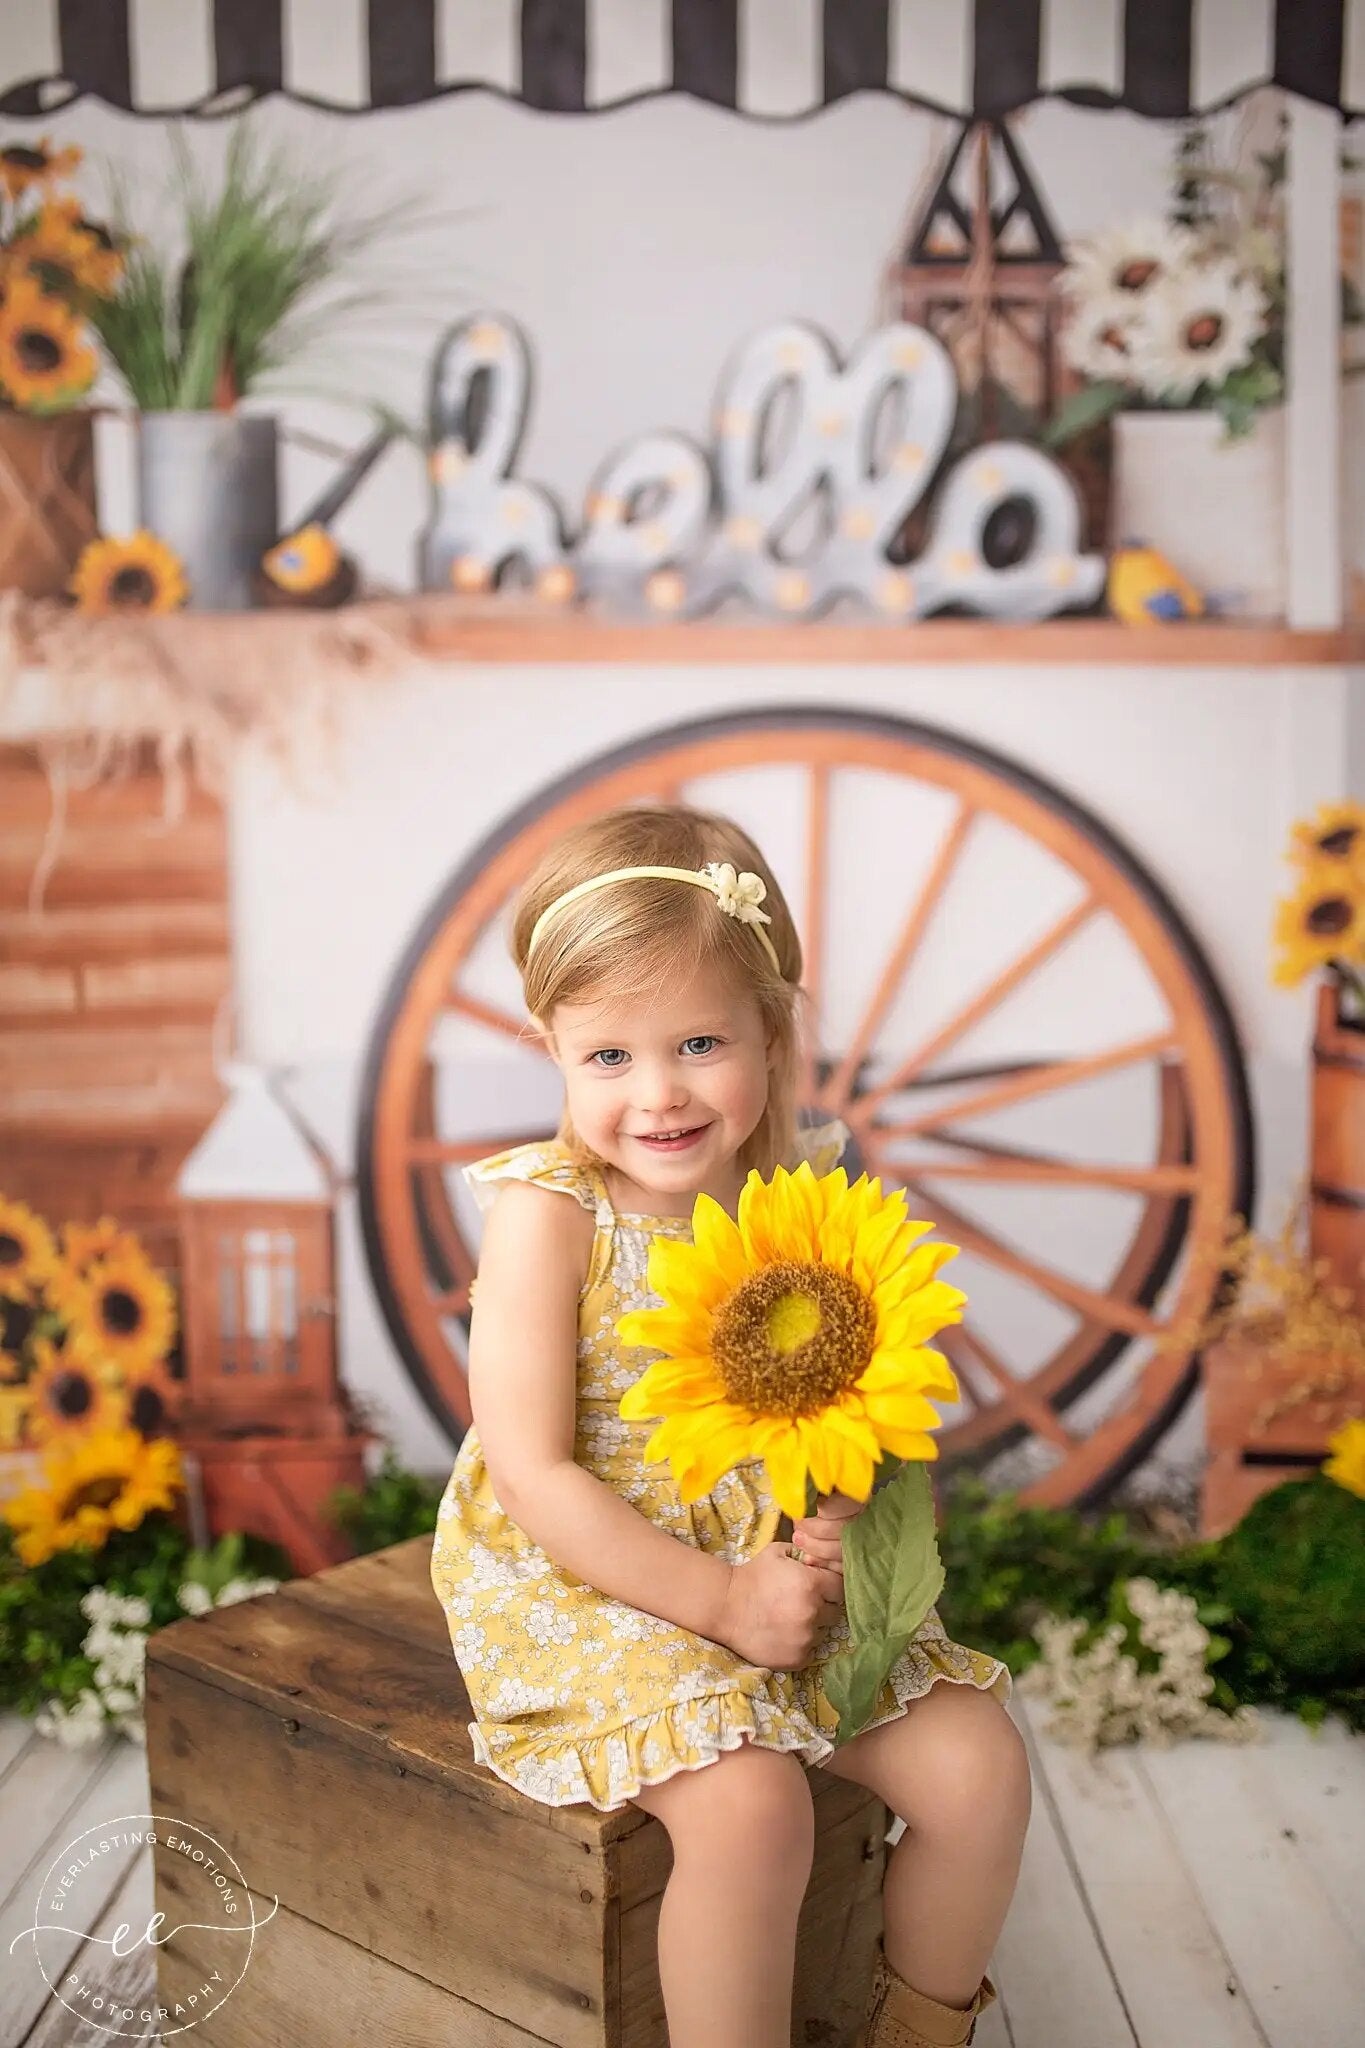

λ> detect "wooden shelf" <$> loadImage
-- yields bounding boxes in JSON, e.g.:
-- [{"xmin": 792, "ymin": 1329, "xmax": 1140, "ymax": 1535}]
[{"xmin": 409, "ymin": 602, "xmax": 1365, "ymax": 667}]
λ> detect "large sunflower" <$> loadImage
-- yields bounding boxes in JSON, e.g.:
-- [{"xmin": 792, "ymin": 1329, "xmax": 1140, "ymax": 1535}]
[
  {"xmin": 0, "ymin": 275, "xmax": 96, "ymax": 407},
  {"xmin": 1273, "ymin": 862, "xmax": 1365, "ymax": 987},
  {"xmin": 616, "ymin": 1162, "xmax": 963, "ymax": 1519},
  {"xmin": 0, "ymin": 1196, "xmax": 56, "ymax": 1302},
  {"xmin": 3, "ymin": 1425, "xmax": 182, "ymax": 1566},
  {"xmin": 48, "ymin": 1245, "xmax": 176, "ymax": 1375},
  {"xmin": 68, "ymin": 531, "xmax": 189, "ymax": 614}
]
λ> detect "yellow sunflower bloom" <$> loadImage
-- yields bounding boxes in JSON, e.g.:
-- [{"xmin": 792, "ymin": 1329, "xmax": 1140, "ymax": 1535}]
[
  {"xmin": 8, "ymin": 197, "xmax": 123, "ymax": 297},
  {"xmin": 0, "ymin": 1195, "xmax": 57, "ymax": 1302},
  {"xmin": 119, "ymin": 1357, "xmax": 178, "ymax": 1439},
  {"xmin": 1272, "ymin": 862, "xmax": 1365, "ymax": 987},
  {"xmin": 616, "ymin": 1161, "xmax": 964, "ymax": 1520},
  {"xmin": 68, "ymin": 531, "xmax": 189, "ymax": 614},
  {"xmin": 0, "ymin": 275, "xmax": 96, "ymax": 407},
  {"xmin": 48, "ymin": 1245, "xmax": 176, "ymax": 1376},
  {"xmin": 26, "ymin": 1337, "xmax": 128, "ymax": 1444},
  {"xmin": 3, "ymin": 1425, "xmax": 182, "ymax": 1566},
  {"xmin": 61, "ymin": 1216, "xmax": 144, "ymax": 1275},
  {"xmin": 1290, "ymin": 800, "xmax": 1365, "ymax": 874},
  {"xmin": 0, "ymin": 139, "xmax": 82, "ymax": 201},
  {"xmin": 1323, "ymin": 1417, "xmax": 1365, "ymax": 1499}
]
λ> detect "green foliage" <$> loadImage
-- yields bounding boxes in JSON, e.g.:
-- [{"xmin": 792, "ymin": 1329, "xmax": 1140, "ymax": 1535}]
[
  {"xmin": 1214, "ymin": 1473, "xmax": 1365, "ymax": 1682},
  {"xmin": 328, "ymin": 1450, "xmax": 443, "ymax": 1555},
  {"xmin": 0, "ymin": 1515, "xmax": 290, "ymax": 1719},
  {"xmin": 932, "ymin": 1471, "xmax": 1364, "ymax": 1733},
  {"xmin": 824, "ymin": 1460, "xmax": 944, "ymax": 1744}
]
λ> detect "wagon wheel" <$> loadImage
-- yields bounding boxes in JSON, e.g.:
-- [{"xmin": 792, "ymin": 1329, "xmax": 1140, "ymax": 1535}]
[{"xmin": 357, "ymin": 707, "xmax": 1252, "ymax": 1508}]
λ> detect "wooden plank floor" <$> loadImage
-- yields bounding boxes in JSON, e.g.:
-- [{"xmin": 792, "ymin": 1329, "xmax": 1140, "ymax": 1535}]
[{"xmin": 2, "ymin": 1700, "xmax": 1360, "ymax": 2046}]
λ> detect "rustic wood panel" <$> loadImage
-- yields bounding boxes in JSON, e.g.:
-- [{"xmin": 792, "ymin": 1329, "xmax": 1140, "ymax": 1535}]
[
  {"xmin": 157, "ymin": 1880, "xmax": 560, "ymax": 2047},
  {"xmin": 0, "ymin": 745, "xmax": 229, "ymax": 1272},
  {"xmin": 145, "ymin": 1659, "xmax": 614, "ymax": 2047}
]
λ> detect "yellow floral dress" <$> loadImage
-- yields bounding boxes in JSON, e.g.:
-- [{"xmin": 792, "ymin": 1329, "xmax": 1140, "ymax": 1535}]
[{"xmin": 431, "ymin": 1119, "xmax": 1011, "ymax": 1813}]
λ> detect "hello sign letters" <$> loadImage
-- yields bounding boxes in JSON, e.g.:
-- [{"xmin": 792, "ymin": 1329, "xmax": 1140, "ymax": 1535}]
[{"xmin": 421, "ymin": 315, "xmax": 1103, "ymax": 621}]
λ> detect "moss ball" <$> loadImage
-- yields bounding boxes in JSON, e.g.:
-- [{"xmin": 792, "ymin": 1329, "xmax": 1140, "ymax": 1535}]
[{"xmin": 1215, "ymin": 1473, "xmax": 1365, "ymax": 1682}]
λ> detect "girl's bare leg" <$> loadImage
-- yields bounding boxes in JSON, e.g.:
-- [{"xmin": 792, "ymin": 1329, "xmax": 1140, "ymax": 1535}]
[{"xmin": 632, "ymin": 1737, "xmax": 815, "ymax": 2048}]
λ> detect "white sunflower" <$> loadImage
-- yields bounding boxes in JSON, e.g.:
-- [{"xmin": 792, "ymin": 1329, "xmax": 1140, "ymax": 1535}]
[
  {"xmin": 1061, "ymin": 292, "xmax": 1144, "ymax": 385},
  {"xmin": 1062, "ymin": 215, "xmax": 1196, "ymax": 307},
  {"xmin": 1132, "ymin": 260, "xmax": 1267, "ymax": 400}
]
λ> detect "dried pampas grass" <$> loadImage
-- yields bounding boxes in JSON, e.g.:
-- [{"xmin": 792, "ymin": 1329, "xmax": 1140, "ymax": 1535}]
[{"xmin": 0, "ymin": 589, "xmax": 432, "ymax": 910}]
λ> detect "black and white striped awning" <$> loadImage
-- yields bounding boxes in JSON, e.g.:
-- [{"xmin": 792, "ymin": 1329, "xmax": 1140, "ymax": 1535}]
[{"xmin": 3, "ymin": 1, "xmax": 1364, "ymax": 123}]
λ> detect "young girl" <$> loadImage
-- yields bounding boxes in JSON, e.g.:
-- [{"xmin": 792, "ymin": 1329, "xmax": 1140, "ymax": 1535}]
[{"xmin": 431, "ymin": 802, "xmax": 1032, "ymax": 2048}]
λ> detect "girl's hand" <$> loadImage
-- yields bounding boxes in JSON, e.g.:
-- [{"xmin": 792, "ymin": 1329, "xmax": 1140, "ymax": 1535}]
[
  {"xmin": 790, "ymin": 1490, "xmax": 865, "ymax": 1577},
  {"xmin": 714, "ymin": 1539, "xmax": 844, "ymax": 1669}
]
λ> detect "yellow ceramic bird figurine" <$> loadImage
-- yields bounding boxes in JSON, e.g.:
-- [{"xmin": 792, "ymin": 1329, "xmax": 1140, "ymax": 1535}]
[{"xmin": 1108, "ymin": 543, "xmax": 1205, "ymax": 624}]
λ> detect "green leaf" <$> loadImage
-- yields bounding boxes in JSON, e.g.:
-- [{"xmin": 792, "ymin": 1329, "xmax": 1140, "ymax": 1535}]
[
  {"xmin": 1044, "ymin": 381, "xmax": 1129, "ymax": 448},
  {"xmin": 821, "ymin": 1461, "xmax": 945, "ymax": 1745}
]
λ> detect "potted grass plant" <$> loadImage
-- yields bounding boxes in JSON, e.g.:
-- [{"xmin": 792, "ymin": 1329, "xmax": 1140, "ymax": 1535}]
[
  {"xmin": 0, "ymin": 137, "xmax": 121, "ymax": 598},
  {"xmin": 87, "ymin": 123, "xmax": 437, "ymax": 611}
]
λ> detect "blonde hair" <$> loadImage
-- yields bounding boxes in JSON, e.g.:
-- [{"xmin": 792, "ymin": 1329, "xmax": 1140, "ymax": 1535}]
[{"xmin": 512, "ymin": 804, "xmax": 809, "ymax": 1180}]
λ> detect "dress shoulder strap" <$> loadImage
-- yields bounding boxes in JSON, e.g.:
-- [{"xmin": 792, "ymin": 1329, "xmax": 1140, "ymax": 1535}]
[{"xmin": 462, "ymin": 1139, "xmax": 610, "ymax": 1222}]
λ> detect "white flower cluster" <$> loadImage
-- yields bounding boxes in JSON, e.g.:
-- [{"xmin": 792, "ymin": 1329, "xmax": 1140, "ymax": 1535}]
[
  {"xmin": 1015, "ymin": 1576, "xmax": 1263, "ymax": 1753},
  {"xmin": 1061, "ymin": 216, "xmax": 1267, "ymax": 402},
  {"xmin": 34, "ymin": 1574, "xmax": 279, "ymax": 1750}
]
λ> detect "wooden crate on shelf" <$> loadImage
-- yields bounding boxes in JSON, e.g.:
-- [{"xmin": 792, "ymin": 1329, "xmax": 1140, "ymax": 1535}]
[
  {"xmin": 1201, "ymin": 1333, "xmax": 1364, "ymax": 1537},
  {"xmin": 144, "ymin": 1537, "xmax": 888, "ymax": 2047}
]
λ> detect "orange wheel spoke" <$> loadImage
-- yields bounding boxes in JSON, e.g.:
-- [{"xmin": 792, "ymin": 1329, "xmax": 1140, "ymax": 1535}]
[
  {"xmin": 943, "ymin": 1326, "xmax": 1077, "ymax": 1448},
  {"xmin": 407, "ymin": 1135, "xmax": 516, "ymax": 1165},
  {"xmin": 820, "ymin": 801, "xmax": 973, "ymax": 1110},
  {"xmin": 872, "ymin": 1031, "xmax": 1178, "ymax": 1140},
  {"xmin": 886, "ymin": 1135, "xmax": 1200, "ymax": 1196},
  {"xmin": 880, "ymin": 1150, "xmax": 1164, "ymax": 1340},
  {"xmin": 859, "ymin": 893, "xmax": 1099, "ymax": 1113},
  {"xmin": 443, "ymin": 989, "xmax": 534, "ymax": 1046}
]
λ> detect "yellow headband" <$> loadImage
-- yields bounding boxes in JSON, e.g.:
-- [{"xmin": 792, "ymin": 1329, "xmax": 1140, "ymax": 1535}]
[{"xmin": 527, "ymin": 861, "xmax": 782, "ymax": 975}]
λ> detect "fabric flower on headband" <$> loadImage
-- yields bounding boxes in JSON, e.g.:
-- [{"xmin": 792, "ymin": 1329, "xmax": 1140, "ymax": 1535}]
[{"xmin": 702, "ymin": 862, "xmax": 772, "ymax": 928}]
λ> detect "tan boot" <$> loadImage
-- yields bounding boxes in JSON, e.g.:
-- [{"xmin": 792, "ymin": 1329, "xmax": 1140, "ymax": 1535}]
[{"xmin": 860, "ymin": 1937, "xmax": 999, "ymax": 2047}]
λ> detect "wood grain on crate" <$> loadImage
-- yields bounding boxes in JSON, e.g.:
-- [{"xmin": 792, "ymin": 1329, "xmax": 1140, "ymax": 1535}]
[{"xmin": 5, "ymin": 1668, "xmax": 1364, "ymax": 2047}]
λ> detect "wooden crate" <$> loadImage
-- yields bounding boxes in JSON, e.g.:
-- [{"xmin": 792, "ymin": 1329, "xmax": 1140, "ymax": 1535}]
[
  {"xmin": 1201, "ymin": 1334, "xmax": 1364, "ymax": 1537},
  {"xmin": 144, "ymin": 1537, "xmax": 888, "ymax": 2046}
]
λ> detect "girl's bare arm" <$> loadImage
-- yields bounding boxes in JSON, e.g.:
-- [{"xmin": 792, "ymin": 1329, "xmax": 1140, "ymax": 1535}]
[{"xmin": 467, "ymin": 1182, "xmax": 733, "ymax": 1642}]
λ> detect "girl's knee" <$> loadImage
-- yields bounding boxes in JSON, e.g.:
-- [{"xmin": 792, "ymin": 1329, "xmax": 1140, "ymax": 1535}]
[
  {"xmin": 636, "ymin": 1739, "xmax": 815, "ymax": 1870},
  {"xmin": 914, "ymin": 1692, "xmax": 1032, "ymax": 1828}
]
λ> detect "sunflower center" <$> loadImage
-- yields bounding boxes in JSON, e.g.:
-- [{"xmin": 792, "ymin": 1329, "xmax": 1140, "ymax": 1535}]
[
  {"xmin": 63, "ymin": 1477, "xmax": 124, "ymax": 1514},
  {"xmin": 711, "ymin": 1260, "xmax": 876, "ymax": 1418},
  {"xmin": 109, "ymin": 566, "xmax": 156, "ymax": 607},
  {"xmin": 1, "ymin": 1298, "xmax": 35, "ymax": 1352},
  {"xmin": 0, "ymin": 1232, "xmax": 22, "ymax": 1268},
  {"xmin": 1185, "ymin": 314, "xmax": 1225, "ymax": 351},
  {"xmin": 1307, "ymin": 895, "xmax": 1352, "ymax": 936},
  {"xmin": 1117, "ymin": 259, "xmax": 1158, "ymax": 290},
  {"xmin": 3, "ymin": 147, "xmax": 47, "ymax": 173},
  {"xmin": 130, "ymin": 1384, "xmax": 166, "ymax": 1435},
  {"xmin": 53, "ymin": 1370, "xmax": 92, "ymax": 1419},
  {"xmin": 17, "ymin": 326, "xmax": 61, "ymax": 374},
  {"xmin": 1320, "ymin": 826, "xmax": 1360, "ymax": 857},
  {"xmin": 100, "ymin": 1287, "xmax": 144, "ymax": 1335}
]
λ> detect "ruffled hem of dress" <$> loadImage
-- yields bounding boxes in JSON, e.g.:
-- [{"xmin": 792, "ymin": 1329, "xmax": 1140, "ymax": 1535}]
[{"xmin": 467, "ymin": 1639, "xmax": 1013, "ymax": 1814}]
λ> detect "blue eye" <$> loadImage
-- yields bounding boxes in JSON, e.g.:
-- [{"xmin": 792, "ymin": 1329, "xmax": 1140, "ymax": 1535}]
[{"xmin": 589, "ymin": 1040, "xmax": 720, "ymax": 1073}]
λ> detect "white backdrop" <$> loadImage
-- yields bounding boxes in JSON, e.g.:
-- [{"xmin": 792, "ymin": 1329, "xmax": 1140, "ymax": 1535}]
[{"xmin": 6, "ymin": 79, "xmax": 1359, "ymax": 1484}]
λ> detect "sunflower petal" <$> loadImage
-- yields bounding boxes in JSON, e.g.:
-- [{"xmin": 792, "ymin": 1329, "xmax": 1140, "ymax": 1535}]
[{"xmin": 751, "ymin": 1418, "xmax": 810, "ymax": 1520}]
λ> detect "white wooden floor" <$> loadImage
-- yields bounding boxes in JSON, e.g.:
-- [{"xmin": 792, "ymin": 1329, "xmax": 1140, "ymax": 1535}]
[{"xmin": 1, "ymin": 1698, "xmax": 1361, "ymax": 2046}]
